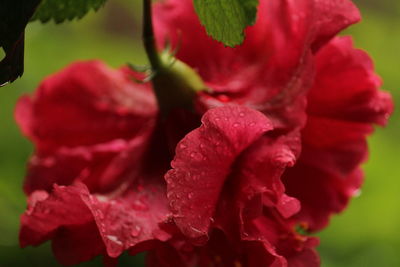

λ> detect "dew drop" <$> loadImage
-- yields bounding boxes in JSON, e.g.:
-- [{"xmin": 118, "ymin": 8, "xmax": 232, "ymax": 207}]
[
  {"xmin": 233, "ymin": 122, "xmax": 240, "ymax": 128},
  {"xmin": 132, "ymin": 199, "xmax": 149, "ymax": 211},
  {"xmin": 188, "ymin": 192, "xmax": 194, "ymax": 199},
  {"xmin": 190, "ymin": 152, "xmax": 203, "ymax": 161},
  {"xmin": 97, "ymin": 211, "xmax": 105, "ymax": 219},
  {"xmin": 239, "ymin": 112, "xmax": 245, "ymax": 117},
  {"xmin": 179, "ymin": 143, "xmax": 187, "ymax": 149},
  {"xmin": 130, "ymin": 226, "xmax": 142, "ymax": 237},
  {"xmin": 107, "ymin": 235, "xmax": 123, "ymax": 246}
]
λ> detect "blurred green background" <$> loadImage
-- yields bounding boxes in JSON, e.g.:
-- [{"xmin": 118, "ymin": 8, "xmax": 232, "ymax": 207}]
[{"xmin": 0, "ymin": 0, "xmax": 398, "ymax": 266}]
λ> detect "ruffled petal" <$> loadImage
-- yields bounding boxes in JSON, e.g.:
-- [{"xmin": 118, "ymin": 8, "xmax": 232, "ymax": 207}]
[
  {"xmin": 15, "ymin": 60, "xmax": 157, "ymax": 152},
  {"xmin": 20, "ymin": 182, "xmax": 171, "ymax": 265},
  {"xmin": 165, "ymin": 105, "xmax": 273, "ymax": 242},
  {"xmin": 312, "ymin": 0, "xmax": 360, "ymax": 50},
  {"xmin": 244, "ymin": 210, "xmax": 320, "ymax": 267},
  {"xmin": 20, "ymin": 185, "xmax": 104, "ymax": 265},
  {"xmin": 23, "ymin": 128, "xmax": 153, "ymax": 194},
  {"xmin": 234, "ymin": 132, "xmax": 302, "ymax": 221},
  {"xmin": 283, "ymin": 36, "xmax": 393, "ymax": 231},
  {"xmin": 308, "ymin": 36, "xmax": 393, "ymax": 125},
  {"xmin": 15, "ymin": 61, "xmax": 158, "ymax": 194}
]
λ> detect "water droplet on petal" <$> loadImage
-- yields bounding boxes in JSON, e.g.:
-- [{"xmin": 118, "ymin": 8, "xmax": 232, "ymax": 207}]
[
  {"xmin": 132, "ymin": 199, "xmax": 149, "ymax": 211},
  {"xmin": 188, "ymin": 192, "xmax": 194, "ymax": 199},
  {"xmin": 97, "ymin": 211, "xmax": 104, "ymax": 219},
  {"xmin": 107, "ymin": 235, "xmax": 123, "ymax": 246},
  {"xmin": 190, "ymin": 152, "xmax": 203, "ymax": 161},
  {"xmin": 179, "ymin": 143, "xmax": 187, "ymax": 149},
  {"xmin": 130, "ymin": 226, "xmax": 142, "ymax": 237}
]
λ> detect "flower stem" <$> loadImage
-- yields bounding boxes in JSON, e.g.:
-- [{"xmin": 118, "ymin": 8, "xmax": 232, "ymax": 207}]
[{"xmin": 142, "ymin": 0, "xmax": 160, "ymax": 70}]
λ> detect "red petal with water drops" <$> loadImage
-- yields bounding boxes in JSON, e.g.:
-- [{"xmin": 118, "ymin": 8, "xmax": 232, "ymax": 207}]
[
  {"xmin": 20, "ymin": 182, "xmax": 171, "ymax": 264},
  {"xmin": 165, "ymin": 105, "xmax": 273, "ymax": 242},
  {"xmin": 244, "ymin": 209, "xmax": 320, "ymax": 267},
  {"xmin": 234, "ymin": 131, "xmax": 302, "ymax": 222}
]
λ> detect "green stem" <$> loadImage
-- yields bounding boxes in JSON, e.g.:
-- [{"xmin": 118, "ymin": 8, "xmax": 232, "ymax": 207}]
[{"xmin": 142, "ymin": 0, "xmax": 160, "ymax": 70}]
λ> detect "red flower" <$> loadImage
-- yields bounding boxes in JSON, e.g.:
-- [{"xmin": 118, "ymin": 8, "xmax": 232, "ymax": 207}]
[{"xmin": 17, "ymin": 0, "xmax": 393, "ymax": 266}]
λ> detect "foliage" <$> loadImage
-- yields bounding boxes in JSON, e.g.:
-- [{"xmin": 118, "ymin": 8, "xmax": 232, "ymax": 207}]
[
  {"xmin": 193, "ymin": 0, "xmax": 259, "ymax": 47},
  {"xmin": 31, "ymin": 0, "xmax": 108, "ymax": 23}
]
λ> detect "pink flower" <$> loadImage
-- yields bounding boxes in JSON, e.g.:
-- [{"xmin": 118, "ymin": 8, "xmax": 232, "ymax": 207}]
[{"xmin": 17, "ymin": 0, "xmax": 393, "ymax": 266}]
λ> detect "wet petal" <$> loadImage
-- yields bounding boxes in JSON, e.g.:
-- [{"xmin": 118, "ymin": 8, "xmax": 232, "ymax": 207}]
[
  {"xmin": 20, "ymin": 182, "xmax": 171, "ymax": 264},
  {"xmin": 165, "ymin": 105, "xmax": 273, "ymax": 241}
]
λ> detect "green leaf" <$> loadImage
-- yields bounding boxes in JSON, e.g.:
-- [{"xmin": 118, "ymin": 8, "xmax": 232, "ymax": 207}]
[
  {"xmin": 31, "ymin": 0, "xmax": 108, "ymax": 23},
  {"xmin": 193, "ymin": 0, "xmax": 259, "ymax": 47}
]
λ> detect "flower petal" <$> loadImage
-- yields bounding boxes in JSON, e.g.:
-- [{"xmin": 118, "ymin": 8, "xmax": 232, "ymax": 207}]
[
  {"xmin": 165, "ymin": 106, "xmax": 273, "ymax": 241},
  {"xmin": 234, "ymin": 132, "xmax": 302, "ymax": 221},
  {"xmin": 244, "ymin": 209, "xmax": 320, "ymax": 267},
  {"xmin": 20, "ymin": 182, "xmax": 171, "ymax": 264},
  {"xmin": 15, "ymin": 60, "xmax": 157, "ymax": 152},
  {"xmin": 283, "ymin": 36, "xmax": 393, "ymax": 231},
  {"xmin": 312, "ymin": 0, "xmax": 360, "ymax": 50},
  {"xmin": 16, "ymin": 61, "xmax": 158, "ymax": 194},
  {"xmin": 308, "ymin": 36, "xmax": 393, "ymax": 125}
]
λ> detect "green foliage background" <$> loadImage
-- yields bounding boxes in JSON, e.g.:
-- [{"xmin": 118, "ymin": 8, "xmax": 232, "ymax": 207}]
[{"xmin": 0, "ymin": 0, "xmax": 399, "ymax": 266}]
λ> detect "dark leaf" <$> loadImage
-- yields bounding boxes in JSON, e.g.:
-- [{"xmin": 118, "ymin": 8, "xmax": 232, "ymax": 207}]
[
  {"xmin": 0, "ymin": 0, "xmax": 41, "ymax": 86},
  {"xmin": 31, "ymin": 0, "xmax": 108, "ymax": 23}
]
